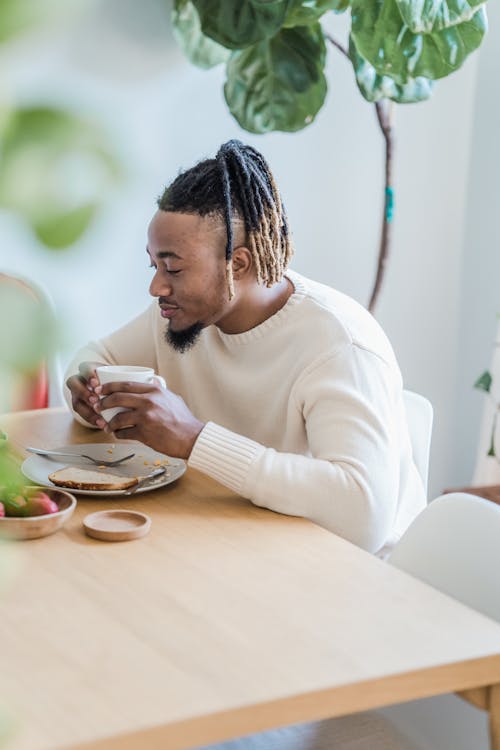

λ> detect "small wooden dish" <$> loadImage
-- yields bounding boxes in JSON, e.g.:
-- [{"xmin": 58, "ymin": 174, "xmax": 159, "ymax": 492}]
[
  {"xmin": 83, "ymin": 510, "xmax": 151, "ymax": 542},
  {"xmin": 0, "ymin": 487, "xmax": 77, "ymax": 540}
]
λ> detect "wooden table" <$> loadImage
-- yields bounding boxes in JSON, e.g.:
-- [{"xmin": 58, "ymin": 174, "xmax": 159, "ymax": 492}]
[
  {"xmin": 2, "ymin": 408, "xmax": 500, "ymax": 750},
  {"xmin": 444, "ymin": 483, "xmax": 500, "ymax": 506}
]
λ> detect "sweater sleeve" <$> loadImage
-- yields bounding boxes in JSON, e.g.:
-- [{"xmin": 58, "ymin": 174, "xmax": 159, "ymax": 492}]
[
  {"xmin": 63, "ymin": 304, "xmax": 158, "ymax": 425},
  {"xmin": 188, "ymin": 344, "xmax": 404, "ymax": 554}
]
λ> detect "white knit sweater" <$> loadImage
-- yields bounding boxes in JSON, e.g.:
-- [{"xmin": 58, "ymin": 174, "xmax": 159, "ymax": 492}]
[{"xmin": 64, "ymin": 271, "xmax": 425, "ymax": 555}]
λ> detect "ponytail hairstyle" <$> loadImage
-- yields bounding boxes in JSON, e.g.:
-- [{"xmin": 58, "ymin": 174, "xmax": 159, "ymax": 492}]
[{"xmin": 157, "ymin": 140, "xmax": 293, "ymax": 299}]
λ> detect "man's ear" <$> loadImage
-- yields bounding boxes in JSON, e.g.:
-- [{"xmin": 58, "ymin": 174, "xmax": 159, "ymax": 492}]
[{"xmin": 231, "ymin": 247, "xmax": 253, "ymax": 279}]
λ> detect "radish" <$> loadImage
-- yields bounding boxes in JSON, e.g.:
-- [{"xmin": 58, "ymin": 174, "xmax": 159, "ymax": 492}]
[{"xmin": 24, "ymin": 492, "xmax": 59, "ymax": 517}]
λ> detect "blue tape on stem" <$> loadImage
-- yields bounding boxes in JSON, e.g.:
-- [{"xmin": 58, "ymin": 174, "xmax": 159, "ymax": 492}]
[{"xmin": 385, "ymin": 187, "xmax": 394, "ymax": 223}]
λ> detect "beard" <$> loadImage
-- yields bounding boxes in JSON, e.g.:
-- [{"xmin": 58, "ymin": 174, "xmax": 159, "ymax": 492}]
[{"xmin": 164, "ymin": 321, "xmax": 204, "ymax": 353}]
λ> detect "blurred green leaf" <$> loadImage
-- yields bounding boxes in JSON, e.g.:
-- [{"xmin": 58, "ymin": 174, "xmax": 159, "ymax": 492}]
[
  {"xmin": 0, "ymin": 451, "xmax": 24, "ymax": 494},
  {"xmin": 0, "ymin": 0, "xmax": 45, "ymax": 42},
  {"xmin": 351, "ymin": 0, "xmax": 487, "ymax": 83},
  {"xmin": 224, "ymin": 24, "xmax": 327, "ymax": 133},
  {"xmin": 474, "ymin": 370, "xmax": 492, "ymax": 393},
  {"xmin": 395, "ymin": 0, "xmax": 485, "ymax": 33},
  {"xmin": 284, "ymin": 0, "xmax": 349, "ymax": 26},
  {"xmin": 0, "ymin": 107, "xmax": 121, "ymax": 249},
  {"xmin": 172, "ymin": 0, "xmax": 230, "ymax": 68},
  {"xmin": 0, "ymin": 0, "xmax": 68, "ymax": 44},
  {"xmin": 0, "ymin": 502, "xmax": 20, "ymax": 740},
  {"xmin": 32, "ymin": 203, "xmax": 98, "ymax": 249},
  {"xmin": 349, "ymin": 35, "xmax": 434, "ymax": 102},
  {"xmin": 0, "ymin": 535, "xmax": 18, "ymax": 743},
  {"xmin": 192, "ymin": 0, "xmax": 290, "ymax": 49},
  {"xmin": 0, "ymin": 704, "xmax": 15, "ymax": 748},
  {"xmin": 0, "ymin": 445, "xmax": 26, "ymax": 522},
  {"xmin": 0, "ymin": 534, "xmax": 19, "ymax": 744}
]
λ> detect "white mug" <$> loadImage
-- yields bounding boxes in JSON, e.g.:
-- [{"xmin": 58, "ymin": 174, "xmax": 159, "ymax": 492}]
[{"xmin": 95, "ymin": 365, "xmax": 166, "ymax": 423}]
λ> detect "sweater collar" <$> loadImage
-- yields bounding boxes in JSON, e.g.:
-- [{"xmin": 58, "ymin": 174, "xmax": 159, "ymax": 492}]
[{"xmin": 214, "ymin": 270, "xmax": 306, "ymax": 348}]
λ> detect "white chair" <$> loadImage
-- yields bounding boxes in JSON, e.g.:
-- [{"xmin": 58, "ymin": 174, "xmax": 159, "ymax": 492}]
[
  {"xmin": 402, "ymin": 389, "xmax": 433, "ymax": 496},
  {"xmin": 388, "ymin": 492, "xmax": 500, "ymax": 622},
  {"xmin": 380, "ymin": 492, "xmax": 500, "ymax": 749}
]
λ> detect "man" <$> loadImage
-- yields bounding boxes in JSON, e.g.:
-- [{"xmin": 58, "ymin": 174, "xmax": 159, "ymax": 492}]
[{"xmin": 65, "ymin": 139, "xmax": 425, "ymax": 556}]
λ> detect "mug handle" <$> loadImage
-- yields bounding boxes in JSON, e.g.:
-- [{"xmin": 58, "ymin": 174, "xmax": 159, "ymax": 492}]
[{"xmin": 152, "ymin": 375, "xmax": 167, "ymax": 389}]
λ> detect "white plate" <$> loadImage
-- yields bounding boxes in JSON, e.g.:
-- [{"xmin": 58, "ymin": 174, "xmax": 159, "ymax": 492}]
[{"xmin": 21, "ymin": 443, "xmax": 186, "ymax": 497}]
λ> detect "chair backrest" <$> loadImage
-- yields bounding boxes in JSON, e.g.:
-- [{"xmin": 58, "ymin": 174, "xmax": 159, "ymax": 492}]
[
  {"xmin": 0, "ymin": 273, "xmax": 62, "ymax": 412},
  {"xmin": 389, "ymin": 493, "xmax": 500, "ymax": 622},
  {"xmin": 402, "ymin": 389, "xmax": 433, "ymax": 496}
]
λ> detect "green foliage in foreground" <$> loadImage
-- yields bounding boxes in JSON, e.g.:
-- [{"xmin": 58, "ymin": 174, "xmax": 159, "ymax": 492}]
[{"xmin": 0, "ymin": 107, "xmax": 121, "ymax": 249}]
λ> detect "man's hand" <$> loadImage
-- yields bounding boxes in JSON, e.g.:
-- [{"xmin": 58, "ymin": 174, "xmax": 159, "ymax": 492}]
[
  {"xmin": 65, "ymin": 362, "xmax": 103, "ymax": 427},
  {"xmin": 93, "ymin": 381, "xmax": 205, "ymax": 460}
]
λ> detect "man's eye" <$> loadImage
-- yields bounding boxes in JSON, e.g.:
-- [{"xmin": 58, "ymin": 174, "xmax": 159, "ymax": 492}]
[
  {"xmin": 148, "ymin": 263, "xmax": 156, "ymax": 270},
  {"xmin": 167, "ymin": 269, "xmax": 181, "ymax": 275}
]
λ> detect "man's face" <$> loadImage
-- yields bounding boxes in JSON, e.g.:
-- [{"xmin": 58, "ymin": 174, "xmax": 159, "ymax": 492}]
[{"xmin": 147, "ymin": 210, "xmax": 231, "ymax": 351}]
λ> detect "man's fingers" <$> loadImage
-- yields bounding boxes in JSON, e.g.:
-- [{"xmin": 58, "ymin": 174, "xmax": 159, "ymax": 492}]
[
  {"xmin": 74, "ymin": 399, "xmax": 102, "ymax": 427},
  {"xmin": 96, "ymin": 392, "xmax": 144, "ymax": 411},
  {"xmin": 106, "ymin": 410, "xmax": 138, "ymax": 434},
  {"xmin": 97, "ymin": 381, "xmax": 157, "ymax": 396},
  {"xmin": 78, "ymin": 361, "xmax": 101, "ymax": 390},
  {"xmin": 67, "ymin": 374, "xmax": 100, "ymax": 405},
  {"xmin": 66, "ymin": 374, "xmax": 92, "ymax": 400},
  {"xmin": 111, "ymin": 426, "xmax": 137, "ymax": 441}
]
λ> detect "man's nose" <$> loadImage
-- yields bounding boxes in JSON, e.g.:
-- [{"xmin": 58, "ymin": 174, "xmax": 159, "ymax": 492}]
[{"xmin": 149, "ymin": 271, "xmax": 172, "ymax": 298}]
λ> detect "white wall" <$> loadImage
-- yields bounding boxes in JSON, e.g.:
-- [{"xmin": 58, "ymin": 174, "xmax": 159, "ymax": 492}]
[
  {"xmin": 453, "ymin": 0, "xmax": 500, "ymax": 487},
  {"xmin": 0, "ymin": 0, "xmax": 494, "ymax": 499}
]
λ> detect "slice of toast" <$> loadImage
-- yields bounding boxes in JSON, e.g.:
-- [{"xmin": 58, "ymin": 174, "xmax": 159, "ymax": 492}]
[{"xmin": 48, "ymin": 467, "xmax": 138, "ymax": 491}]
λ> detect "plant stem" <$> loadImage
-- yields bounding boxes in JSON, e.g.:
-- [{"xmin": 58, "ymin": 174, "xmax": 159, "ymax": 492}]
[
  {"xmin": 325, "ymin": 33, "xmax": 394, "ymax": 314},
  {"xmin": 369, "ymin": 100, "xmax": 394, "ymax": 313},
  {"xmin": 324, "ymin": 33, "xmax": 349, "ymax": 60}
]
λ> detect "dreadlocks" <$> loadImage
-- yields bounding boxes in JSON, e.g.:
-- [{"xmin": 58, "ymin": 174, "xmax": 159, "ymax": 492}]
[{"xmin": 157, "ymin": 140, "xmax": 294, "ymax": 299}]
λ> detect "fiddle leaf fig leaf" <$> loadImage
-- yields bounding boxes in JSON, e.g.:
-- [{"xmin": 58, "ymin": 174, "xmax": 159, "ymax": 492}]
[
  {"xmin": 395, "ymin": 0, "xmax": 486, "ymax": 33},
  {"xmin": 0, "ymin": 107, "xmax": 121, "ymax": 249},
  {"xmin": 349, "ymin": 35, "xmax": 434, "ymax": 102},
  {"xmin": 474, "ymin": 370, "xmax": 492, "ymax": 393},
  {"xmin": 172, "ymin": 0, "xmax": 230, "ymax": 68},
  {"xmin": 191, "ymin": 0, "xmax": 290, "ymax": 49},
  {"xmin": 351, "ymin": 0, "xmax": 487, "ymax": 83},
  {"xmin": 332, "ymin": 0, "xmax": 351, "ymax": 10},
  {"xmin": 334, "ymin": 0, "xmax": 351, "ymax": 11},
  {"xmin": 284, "ymin": 0, "xmax": 350, "ymax": 27},
  {"xmin": 224, "ymin": 24, "xmax": 327, "ymax": 133}
]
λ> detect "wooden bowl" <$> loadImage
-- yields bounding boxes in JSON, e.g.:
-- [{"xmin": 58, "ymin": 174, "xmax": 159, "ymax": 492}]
[{"xmin": 0, "ymin": 487, "xmax": 77, "ymax": 540}]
